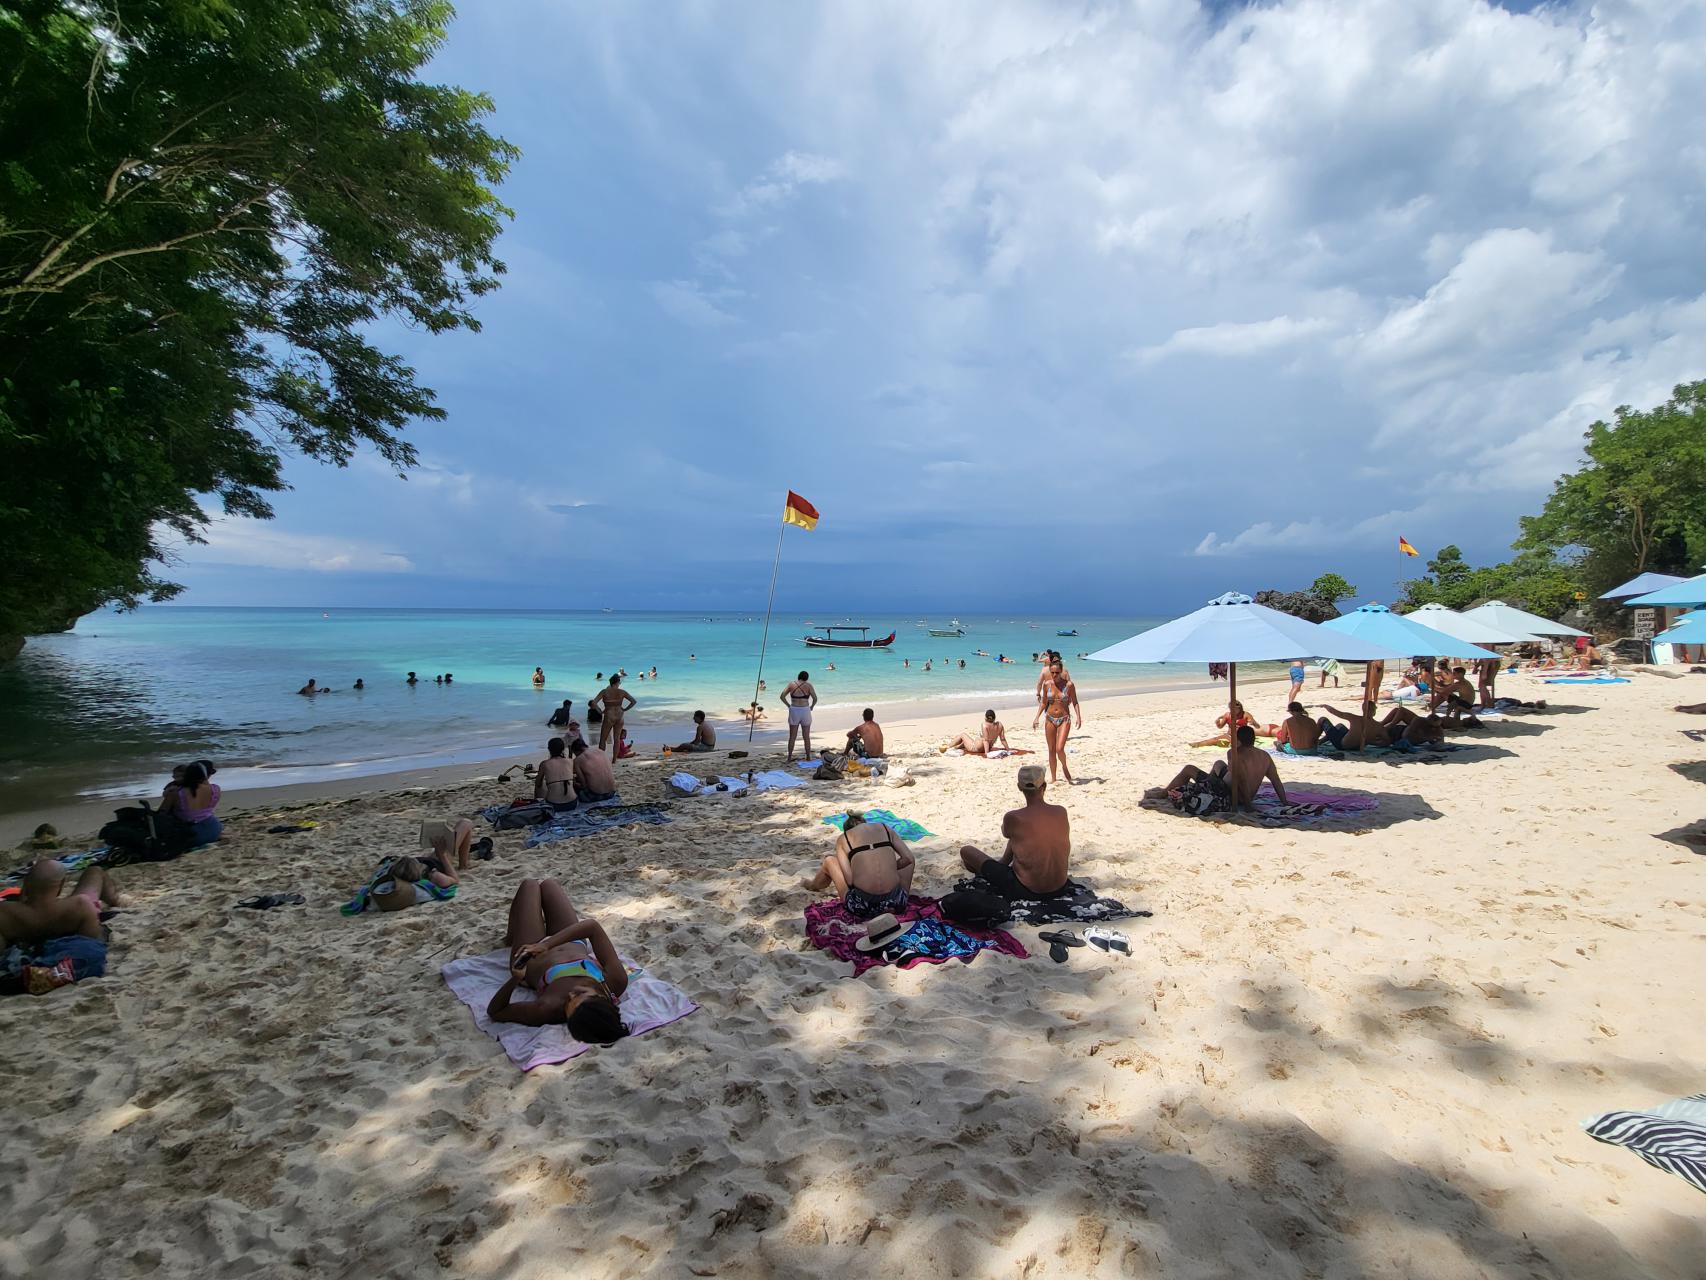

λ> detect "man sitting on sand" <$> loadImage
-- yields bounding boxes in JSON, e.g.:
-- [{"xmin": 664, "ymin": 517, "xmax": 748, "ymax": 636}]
[
  {"xmin": 846, "ymin": 708, "xmax": 885, "ymax": 758},
  {"xmin": 1432, "ymin": 666, "xmax": 1481, "ymax": 723},
  {"xmin": 534, "ymin": 738, "xmax": 577, "ymax": 807},
  {"xmin": 571, "ymin": 740, "xmax": 617, "ymax": 802},
  {"xmin": 1149, "ymin": 725, "xmax": 1287, "ymax": 812},
  {"xmin": 959, "ymin": 765, "xmax": 1071, "ymax": 898},
  {"xmin": 1317, "ymin": 701, "xmax": 1390, "ymax": 751},
  {"xmin": 940, "ymin": 709, "xmax": 1011, "ymax": 756},
  {"xmin": 1273, "ymin": 702, "xmax": 1322, "ymax": 751},
  {"xmin": 801, "ymin": 810, "xmax": 916, "ymax": 919},
  {"xmin": 0, "ymin": 860, "xmax": 122, "ymax": 944},
  {"xmin": 673, "ymin": 710, "xmax": 716, "ymax": 753}
]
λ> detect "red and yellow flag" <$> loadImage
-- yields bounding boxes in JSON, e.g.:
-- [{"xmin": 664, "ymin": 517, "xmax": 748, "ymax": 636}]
[
  {"xmin": 782, "ymin": 490, "xmax": 819, "ymax": 531},
  {"xmin": 1398, "ymin": 536, "xmax": 1419, "ymax": 557}
]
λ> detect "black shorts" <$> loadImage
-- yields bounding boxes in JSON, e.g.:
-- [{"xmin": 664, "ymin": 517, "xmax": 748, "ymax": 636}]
[{"xmin": 975, "ymin": 858, "xmax": 1065, "ymax": 901}]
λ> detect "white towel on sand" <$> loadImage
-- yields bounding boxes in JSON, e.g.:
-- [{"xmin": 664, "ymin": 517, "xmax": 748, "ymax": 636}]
[{"xmin": 442, "ymin": 951, "xmax": 699, "ymax": 1071}]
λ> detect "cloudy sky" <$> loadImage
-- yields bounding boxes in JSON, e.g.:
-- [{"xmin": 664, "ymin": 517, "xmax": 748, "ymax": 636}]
[{"xmin": 169, "ymin": 0, "xmax": 1706, "ymax": 615}]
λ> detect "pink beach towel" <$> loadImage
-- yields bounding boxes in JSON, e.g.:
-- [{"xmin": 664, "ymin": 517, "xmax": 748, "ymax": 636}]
[
  {"xmin": 805, "ymin": 895, "xmax": 1028, "ymax": 977},
  {"xmin": 442, "ymin": 950, "xmax": 699, "ymax": 1071}
]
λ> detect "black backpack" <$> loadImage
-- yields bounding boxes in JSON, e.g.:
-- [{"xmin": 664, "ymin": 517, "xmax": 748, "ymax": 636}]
[{"xmin": 98, "ymin": 801, "xmax": 195, "ymax": 863}]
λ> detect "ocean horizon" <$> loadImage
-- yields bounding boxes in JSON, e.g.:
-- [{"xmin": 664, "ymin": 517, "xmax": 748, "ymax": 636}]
[{"xmin": 0, "ymin": 606, "xmax": 1271, "ymax": 812}]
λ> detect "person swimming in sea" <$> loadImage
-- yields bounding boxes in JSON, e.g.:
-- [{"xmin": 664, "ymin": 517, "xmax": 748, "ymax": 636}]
[{"xmin": 487, "ymin": 879, "xmax": 630, "ymax": 1044}]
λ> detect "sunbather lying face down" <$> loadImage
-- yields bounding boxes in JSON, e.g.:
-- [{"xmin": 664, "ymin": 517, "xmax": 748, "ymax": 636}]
[
  {"xmin": 489, "ymin": 879, "xmax": 631, "ymax": 1044},
  {"xmin": 801, "ymin": 812, "xmax": 917, "ymax": 919}
]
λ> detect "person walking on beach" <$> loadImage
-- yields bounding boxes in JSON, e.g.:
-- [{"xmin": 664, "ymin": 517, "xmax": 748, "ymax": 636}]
[
  {"xmin": 1032, "ymin": 657, "xmax": 1081, "ymax": 784},
  {"xmin": 959, "ymin": 765, "xmax": 1071, "ymax": 898},
  {"xmin": 1288, "ymin": 659, "xmax": 1306, "ymax": 704},
  {"xmin": 591, "ymin": 675, "xmax": 636, "ymax": 754},
  {"xmin": 782, "ymin": 671, "xmax": 818, "ymax": 762}
]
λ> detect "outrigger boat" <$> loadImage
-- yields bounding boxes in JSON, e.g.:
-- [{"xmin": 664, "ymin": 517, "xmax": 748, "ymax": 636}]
[{"xmin": 802, "ymin": 625, "xmax": 896, "ymax": 649}]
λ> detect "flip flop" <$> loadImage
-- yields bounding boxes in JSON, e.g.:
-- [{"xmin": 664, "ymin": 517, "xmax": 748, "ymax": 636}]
[
  {"xmin": 1047, "ymin": 941, "xmax": 1070, "ymax": 964},
  {"xmin": 236, "ymin": 893, "xmax": 306, "ymax": 910},
  {"xmin": 471, "ymin": 836, "xmax": 495, "ymax": 861},
  {"xmin": 266, "ymin": 823, "xmax": 317, "ymax": 834},
  {"xmin": 1037, "ymin": 929, "xmax": 1085, "ymax": 948},
  {"xmin": 1085, "ymin": 926, "xmax": 1130, "ymax": 955}
]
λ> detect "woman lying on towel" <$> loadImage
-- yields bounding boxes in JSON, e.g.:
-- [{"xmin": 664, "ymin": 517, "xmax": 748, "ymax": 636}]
[
  {"xmin": 800, "ymin": 811, "xmax": 916, "ymax": 919},
  {"xmin": 1189, "ymin": 700, "xmax": 1277, "ymax": 749},
  {"xmin": 489, "ymin": 878, "xmax": 630, "ymax": 1044}
]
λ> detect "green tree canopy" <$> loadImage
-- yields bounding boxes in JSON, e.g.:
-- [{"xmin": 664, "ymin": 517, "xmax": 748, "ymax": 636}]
[
  {"xmin": 1516, "ymin": 381, "xmax": 1706, "ymax": 596},
  {"xmin": 1309, "ymin": 573, "xmax": 1357, "ymax": 604},
  {"xmin": 1399, "ymin": 546, "xmax": 1581, "ymax": 619},
  {"xmin": 0, "ymin": 0, "xmax": 516, "ymax": 654}
]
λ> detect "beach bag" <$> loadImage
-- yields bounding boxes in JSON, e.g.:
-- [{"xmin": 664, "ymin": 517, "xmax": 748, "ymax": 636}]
[
  {"xmin": 99, "ymin": 802, "xmax": 193, "ymax": 863},
  {"xmin": 939, "ymin": 889, "xmax": 1011, "ymax": 928},
  {"xmin": 494, "ymin": 801, "xmax": 553, "ymax": 830},
  {"xmin": 1172, "ymin": 776, "xmax": 1229, "ymax": 816}
]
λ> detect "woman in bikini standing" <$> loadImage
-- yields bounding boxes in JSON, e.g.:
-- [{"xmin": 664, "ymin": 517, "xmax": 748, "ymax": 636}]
[
  {"xmin": 1032, "ymin": 657, "xmax": 1081, "ymax": 784},
  {"xmin": 800, "ymin": 812, "xmax": 915, "ymax": 919},
  {"xmin": 591, "ymin": 674, "xmax": 636, "ymax": 755},
  {"xmin": 487, "ymin": 878, "xmax": 630, "ymax": 1045}
]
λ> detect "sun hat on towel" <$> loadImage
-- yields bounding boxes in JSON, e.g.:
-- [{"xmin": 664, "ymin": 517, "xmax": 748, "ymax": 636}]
[{"xmin": 855, "ymin": 913, "xmax": 910, "ymax": 952}]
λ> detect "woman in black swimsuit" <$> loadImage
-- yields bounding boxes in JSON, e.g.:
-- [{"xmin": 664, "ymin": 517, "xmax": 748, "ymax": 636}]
[{"xmin": 800, "ymin": 811, "xmax": 915, "ymax": 918}]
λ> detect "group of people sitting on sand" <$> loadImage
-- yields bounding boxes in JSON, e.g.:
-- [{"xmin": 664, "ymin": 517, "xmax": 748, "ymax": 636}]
[
  {"xmin": 529, "ymin": 734, "xmax": 619, "ymax": 808},
  {"xmin": 801, "ymin": 763, "xmax": 1071, "ymax": 918}
]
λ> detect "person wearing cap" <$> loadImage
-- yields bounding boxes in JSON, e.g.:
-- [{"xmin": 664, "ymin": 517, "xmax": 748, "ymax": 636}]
[{"xmin": 959, "ymin": 765, "xmax": 1071, "ymax": 898}]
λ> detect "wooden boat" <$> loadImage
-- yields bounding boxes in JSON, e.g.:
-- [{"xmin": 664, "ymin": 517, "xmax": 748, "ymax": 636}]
[
  {"xmin": 927, "ymin": 627, "xmax": 964, "ymax": 637},
  {"xmin": 801, "ymin": 625, "xmax": 895, "ymax": 649}
]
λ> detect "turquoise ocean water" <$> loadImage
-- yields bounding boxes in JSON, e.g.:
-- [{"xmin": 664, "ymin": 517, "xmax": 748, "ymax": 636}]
[{"xmin": 0, "ymin": 607, "xmax": 1234, "ymax": 810}]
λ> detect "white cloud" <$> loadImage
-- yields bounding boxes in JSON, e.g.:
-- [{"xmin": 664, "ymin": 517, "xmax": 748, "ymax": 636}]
[
  {"xmin": 187, "ymin": 518, "xmax": 415, "ymax": 574},
  {"xmin": 720, "ymin": 150, "xmax": 846, "ymax": 216},
  {"xmin": 1133, "ymin": 315, "xmax": 1335, "ymax": 365},
  {"xmin": 648, "ymin": 278, "xmax": 740, "ymax": 327}
]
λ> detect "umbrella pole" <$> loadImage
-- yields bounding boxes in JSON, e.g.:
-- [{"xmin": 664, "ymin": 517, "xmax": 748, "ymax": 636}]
[{"xmin": 1227, "ymin": 661, "xmax": 1239, "ymax": 802}]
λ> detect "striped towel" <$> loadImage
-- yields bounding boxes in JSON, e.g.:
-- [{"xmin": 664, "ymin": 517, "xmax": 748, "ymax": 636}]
[{"xmin": 1583, "ymin": 1094, "xmax": 1706, "ymax": 1195}]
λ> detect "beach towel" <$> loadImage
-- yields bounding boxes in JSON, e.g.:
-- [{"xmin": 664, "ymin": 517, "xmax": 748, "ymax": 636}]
[
  {"xmin": 3, "ymin": 846, "xmax": 114, "ymax": 887},
  {"xmin": 523, "ymin": 804, "xmax": 671, "ymax": 848},
  {"xmin": 340, "ymin": 876, "xmax": 457, "ymax": 917},
  {"xmin": 478, "ymin": 794, "xmax": 625, "ymax": 826},
  {"xmin": 950, "ymin": 876, "xmax": 1148, "ymax": 927},
  {"xmin": 1543, "ymin": 676, "xmax": 1629, "ymax": 685},
  {"xmin": 804, "ymin": 895, "xmax": 1027, "ymax": 976},
  {"xmin": 1141, "ymin": 786, "xmax": 1378, "ymax": 826},
  {"xmin": 1583, "ymin": 1094, "xmax": 1706, "ymax": 1195},
  {"xmin": 821, "ymin": 808, "xmax": 933, "ymax": 841},
  {"xmin": 442, "ymin": 950, "xmax": 698, "ymax": 1071}
]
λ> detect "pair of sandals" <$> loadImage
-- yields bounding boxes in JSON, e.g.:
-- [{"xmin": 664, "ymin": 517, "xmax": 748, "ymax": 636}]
[{"xmin": 1038, "ymin": 927, "xmax": 1130, "ymax": 964}]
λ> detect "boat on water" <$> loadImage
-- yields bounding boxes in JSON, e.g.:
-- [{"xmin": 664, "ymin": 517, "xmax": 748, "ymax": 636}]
[
  {"xmin": 801, "ymin": 625, "xmax": 896, "ymax": 649},
  {"xmin": 927, "ymin": 627, "xmax": 964, "ymax": 637},
  {"xmin": 1056, "ymin": 628, "xmax": 1078, "ymax": 636}
]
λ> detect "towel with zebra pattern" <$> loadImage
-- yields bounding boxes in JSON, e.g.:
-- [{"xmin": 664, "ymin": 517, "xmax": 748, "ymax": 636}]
[{"xmin": 1583, "ymin": 1094, "xmax": 1706, "ymax": 1195}]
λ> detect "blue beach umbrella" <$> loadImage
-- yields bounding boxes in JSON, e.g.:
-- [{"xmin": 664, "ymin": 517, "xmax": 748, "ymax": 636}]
[
  {"xmin": 1626, "ymin": 572, "xmax": 1706, "ymax": 608},
  {"xmin": 1650, "ymin": 611, "xmax": 1706, "ymax": 645},
  {"xmin": 1088, "ymin": 592, "xmax": 1408, "ymax": 771},
  {"xmin": 1600, "ymin": 571, "xmax": 1685, "ymax": 601},
  {"xmin": 1321, "ymin": 604, "xmax": 1501, "ymax": 661}
]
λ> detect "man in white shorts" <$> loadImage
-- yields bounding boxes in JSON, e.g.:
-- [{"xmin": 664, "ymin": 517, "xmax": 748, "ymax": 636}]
[{"xmin": 782, "ymin": 670, "xmax": 818, "ymax": 762}]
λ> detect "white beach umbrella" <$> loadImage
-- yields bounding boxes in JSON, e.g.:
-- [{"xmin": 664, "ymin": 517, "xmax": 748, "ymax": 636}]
[
  {"xmin": 1321, "ymin": 604, "xmax": 1501, "ymax": 661},
  {"xmin": 1407, "ymin": 602, "xmax": 1535, "ymax": 645},
  {"xmin": 1459, "ymin": 600, "xmax": 1589, "ymax": 640}
]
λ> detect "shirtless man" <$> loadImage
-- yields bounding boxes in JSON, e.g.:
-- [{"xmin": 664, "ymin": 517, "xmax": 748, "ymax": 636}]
[
  {"xmin": 533, "ymin": 737, "xmax": 577, "ymax": 806},
  {"xmin": 546, "ymin": 699, "xmax": 575, "ymax": 729},
  {"xmin": 672, "ymin": 711, "xmax": 716, "ymax": 753},
  {"xmin": 959, "ymin": 765, "xmax": 1071, "ymax": 897},
  {"xmin": 0, "ymin": 861, "xmax": 122, "ymax": 944},
  {"xmin": 590, "ymin": 675, "xmax": 636, "ymax": 754},
  {"xmin": 845, "ymin": 708, "xmax": 885, "ymax": 758},
  {"xmin": 1274, "ymin": 702, "xmax": 1322, "ymax": 751},
  {"xmin": 1436, "ymin": 666, "xmax": 1481, "ymax": 723},
  {"xmin": 782, "ymin": 670, "xmax": 818, "ymax": 762},
  {"xmin": 297, "ymin": 678, "xmax": 318, "ymax": 696},
  {"xmin": 1150, "ymin": 725, "xmax": 1287, "ymax": 811},
  {"xmin": 1317, "ymin": 701, "xmax": 1390, "ymax": 751},
  {"xmin": 571, "ymin": 739, "xmax": 617, "ymax": 801},
  {"xmin": 1381, "ymin": 705, "xmax": 1448, "ymax": 746},
  {"xmin": 940, "ymin": 709, "xmax": 1011, "ymax": 755},
  {"xmin": 1475, "ymin": 657, "xmax": 1500, "ymax": 707}
]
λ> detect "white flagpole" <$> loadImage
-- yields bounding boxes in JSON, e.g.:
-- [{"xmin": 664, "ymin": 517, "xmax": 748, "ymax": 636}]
[{"xmin": 749, "ymin": 519, "xmax": 788, "ymax": 742}]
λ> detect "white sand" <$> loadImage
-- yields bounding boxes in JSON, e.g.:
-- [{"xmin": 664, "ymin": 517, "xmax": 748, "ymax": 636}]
[{"xmin": 1, "ymin": 672, "xmax": 1702, "ymax": 1278}]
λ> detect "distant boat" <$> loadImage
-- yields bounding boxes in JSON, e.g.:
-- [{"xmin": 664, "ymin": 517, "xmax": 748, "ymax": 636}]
[
  {"xmin": 928, "ymin": 627, "xmax": 964, "ymax": 637},
  {"xmin": 321, "ymin": 612, "xmax": 329, "ymax": 619},
  {"xmin": 801, "ymin": 625, "xmax": 895, "ymax": 649},
  {"xmin": 1057, "ymin": 629, "xmax": 1078, "ymax": 636}
]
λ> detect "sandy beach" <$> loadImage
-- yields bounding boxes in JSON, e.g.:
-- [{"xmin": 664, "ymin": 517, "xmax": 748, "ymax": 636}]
[{"xmin": 2, "ymin": 671, "xmax": 1702, "ymax": 1278}]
